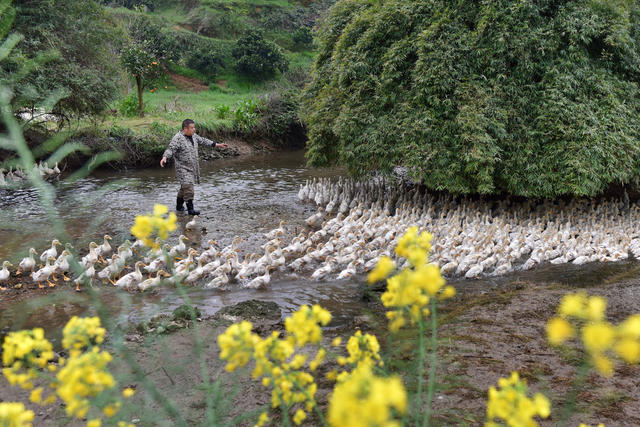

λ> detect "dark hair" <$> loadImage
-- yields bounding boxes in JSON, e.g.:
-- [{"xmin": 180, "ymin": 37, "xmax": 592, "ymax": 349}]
[{"xmin": 182, "ymin": 119, "xmax": 195, "ymax": 130}]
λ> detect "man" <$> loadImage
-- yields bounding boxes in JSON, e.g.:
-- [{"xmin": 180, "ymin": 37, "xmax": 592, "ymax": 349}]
[{"xmin": 160, "ymin": 119, "xmax": 228, "ymax": 215}]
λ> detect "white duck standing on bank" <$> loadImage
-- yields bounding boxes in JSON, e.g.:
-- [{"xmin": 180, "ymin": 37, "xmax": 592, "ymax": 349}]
[
  {"xmin": 81, "ymin": 242, "xmax": 100, "ymax": 268},
  {"xmin": 40, "ymin": 239, "xmax": 61, "ymax": 266},
  {"xmin": 98, "ymin": 254, "xmax": 126, "ymax": 284},
  {"xmin": 0, "ymin": 261, "xmax": 13, "ymax": 286},
  {"xmin": 53, "ymin": 250, "xmax": 72, "ymax": 281},
  {"xmin": 32, "ymin": 257, "xmax": 56, "ymax": 288},
  {"xmin": 114, "ymin": 261, "xmax": 145, "ymax": 290},
  {"xmin": 74, "ymin": 260, "xmax": 97, "ymax": 291},
  {"xmin": 96, "ymin": 234, "xmax": 113, "ymax": 261},
  {"xmin": 17, "ymin": 248, "xmax": 37, "ymax": 275}
]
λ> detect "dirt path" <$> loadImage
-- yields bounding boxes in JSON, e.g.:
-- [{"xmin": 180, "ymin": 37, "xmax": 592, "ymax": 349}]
[{"xmin": 167, "ymin": 71, "xmax": 209, "ymax": 92}]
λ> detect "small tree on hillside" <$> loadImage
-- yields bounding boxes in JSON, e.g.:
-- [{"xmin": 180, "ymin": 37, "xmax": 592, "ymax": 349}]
[
  {"xmin": 232, "ymin": 30, "xmax": 288, "ymax": 78},
  {"xmin": 121, "ymin": 41, "xmax": 160, "ymax": 117}
]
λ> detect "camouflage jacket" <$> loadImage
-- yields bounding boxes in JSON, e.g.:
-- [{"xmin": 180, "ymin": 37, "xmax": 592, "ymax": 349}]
[{"xmin": 162, "ymin": 131, "xmax": 217, "ymax": 184}]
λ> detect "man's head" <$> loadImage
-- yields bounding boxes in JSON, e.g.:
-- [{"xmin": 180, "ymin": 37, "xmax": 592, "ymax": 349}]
[{"xmin": 182, "ymin": 119, "xmax": 196, "ymax": 136}]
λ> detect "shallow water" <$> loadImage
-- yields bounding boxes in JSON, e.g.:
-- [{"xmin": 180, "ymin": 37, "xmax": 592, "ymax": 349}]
[
  {"xmin": 0, "ymin": 150, "xmax": 368, "ymax": 341},
  {"xmin": 2, "ymin": 149, "xmax": 640, "ymax": 343}
]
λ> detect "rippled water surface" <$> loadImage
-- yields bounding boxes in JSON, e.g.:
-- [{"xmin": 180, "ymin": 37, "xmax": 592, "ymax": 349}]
[{"xmin": 2, "ymin": 149, "xmax": 640, "ymax": 342}]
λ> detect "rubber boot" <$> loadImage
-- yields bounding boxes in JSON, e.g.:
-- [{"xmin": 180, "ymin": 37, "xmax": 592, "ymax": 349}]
[
  {"xmin": 186, "ymin": 200, "xmax": 200, "ymax": 216},
  {"xmin": 176, "ymin": 196, "xmax": 185, "ymax": 212}
]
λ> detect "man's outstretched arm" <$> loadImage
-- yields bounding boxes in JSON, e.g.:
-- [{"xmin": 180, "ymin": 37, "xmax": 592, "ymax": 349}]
[{"xmin": 196, "ymin": 134, "xmax": 228, "ymax": 149}]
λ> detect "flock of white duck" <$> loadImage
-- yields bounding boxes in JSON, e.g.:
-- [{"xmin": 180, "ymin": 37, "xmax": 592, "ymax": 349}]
[
  {"xmin": 2, "ymin": 176, "xmax": 640, "ymax": 292},
  {"xmin": 0, "ymin": 161, "xmax": 62, "ymax": 187}
]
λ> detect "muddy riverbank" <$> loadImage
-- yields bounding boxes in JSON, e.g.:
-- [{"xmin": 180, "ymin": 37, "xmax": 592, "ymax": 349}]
[{"xmin": 3, "ymin": 261, "xmax": 640, "ymax": 426}]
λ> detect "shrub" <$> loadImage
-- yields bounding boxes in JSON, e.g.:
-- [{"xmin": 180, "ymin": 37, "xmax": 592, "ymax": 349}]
[
  {"xmin": 214, "ymin": 104, "xmax": 231, "ymax": 119},
  {"xmin": 303, "ymin": 0, "xmax": 640, "ymax": 198},
  {"xmin": 185, "ymin": 43, "xmax": 226, "ymax": 80},
  {"xmin": 293, "ymin": 26, "xmax": 313, "ymax": 48},
  {"xmin": 117, "ymin": 93, "xmax": 139, "ymax": 118},
  {"xmin": 232, "ymin": 30, "xmax": 289, "ymax": 78}
]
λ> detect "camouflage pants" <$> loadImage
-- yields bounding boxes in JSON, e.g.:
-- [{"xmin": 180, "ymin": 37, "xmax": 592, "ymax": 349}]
[{"xmin": 177, "ymin": 183, "xmax": 194, "ymax": 200}]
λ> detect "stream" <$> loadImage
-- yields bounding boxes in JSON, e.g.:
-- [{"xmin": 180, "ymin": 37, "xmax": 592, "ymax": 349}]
[{"xmin": 2, "ymin": 149, "xmax": 640, "ymax": 347}]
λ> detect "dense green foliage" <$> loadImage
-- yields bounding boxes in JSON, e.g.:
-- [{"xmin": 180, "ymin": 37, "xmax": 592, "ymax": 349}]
[
  {"xmin": 232, "ymin": 30, "xmax": 289, "ymax": 77},
  {"xmin": 1, "ymin": 0, "xmax": 121, "ymax": 116},
  {"xmin": 304, "ymin": 0, "xmax": 640, "ymax": 197}
]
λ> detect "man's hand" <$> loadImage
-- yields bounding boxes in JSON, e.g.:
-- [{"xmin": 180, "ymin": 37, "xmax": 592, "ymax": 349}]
[
  {"xmin": 217, "ymin": 143, "xmax": 229, "ymax": 148},
  {"xmin": 160, "ymin": 157, "xmax": 167, "ymax": 167}
]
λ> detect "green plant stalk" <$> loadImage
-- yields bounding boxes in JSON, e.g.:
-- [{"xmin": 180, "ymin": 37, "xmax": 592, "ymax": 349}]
[
  {"xmin": 416, "ymin": 314, "xmax": 425, "ymax": 424},
  {"xmin": 424, "ymin": 298, "xmax": 438, "ymax": 427},
  {"xmin": 557, "ymin": 362, "xmax": 590, "ymax": 427}
]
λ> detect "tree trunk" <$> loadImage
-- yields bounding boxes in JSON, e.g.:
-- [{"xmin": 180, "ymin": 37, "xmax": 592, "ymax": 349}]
[{"xmin": 136, "ymin": 75, "xmax": 144, "ymax": 117}]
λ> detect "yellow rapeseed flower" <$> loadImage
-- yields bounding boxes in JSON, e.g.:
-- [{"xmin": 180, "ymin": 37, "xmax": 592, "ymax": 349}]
[
  {"xmin": 546, "ymin": 317, "xmax": 574, "ymax": 345},
  {"xmin": 254, "ymin": 411, "xmax": 269, "ymax": 427},
  {"xmin": 486, "ymin": 371, "xmax": 550, "ymax": 426},
  {"xmin": 284, "ymin": 304, "xmax": 331, "ymax": 347},
  {"xmin": 130, "ymin": 204, "xmax": 177, "ymax": 248},
  {"xmin": 328, "ymin": 364, "xmax": 406, "ymax": 427},
  {"xmin": 582, "ymin": 322, "xmax": 615, "ymax": 354},
  {"xmin": 62, "ymin": 316, "xmax": 105, "ymax": 356},
  {"xmin": 0, "ymin": 402, "xmax": 35, "ymax": 427},
  {"xmin": 367, "ymin": 256, "xmax": 395, "ymax": 283},
  {"xmin": 122, "ymin": 387, "xmax": 136, "ymax": 398},
  {"xmin": 337, "ymin": 331, "xmax": 383, "ymax": 368}
]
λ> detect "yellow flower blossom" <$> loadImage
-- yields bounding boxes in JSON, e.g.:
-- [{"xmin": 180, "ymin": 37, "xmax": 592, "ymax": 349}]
[
  {"xmin": 0, "ymin": 402, "xmax": 35, "ymax": 427},
  {"xmin": 62, "ymin": 316, "xmax": 105, "ymax": 356},
  {"xmin": 367, "ymin": 256, "xmax": 395, "ymax": 284},
  {"xmin": 2, "ymin": 328, "xmax": 54, "ymax": 390},
  {"xmin": 486, "ymin": 371, "xmax": 550, "ymax": 426},
  {"xmin": 328, "ymin": 364, "xmax": 406, "ymax": 427},
  {"xmin": 254, "ymin": 411, "xmax": 269, "ymax": 427},
  {"xmin": 371, "ymin": 228, "xmax": 452, "ymax": 331},
  {"xmin": 546, "ymin": 317, "xmax": 574, "ymax": 345},
  {"xmin": 122, "ymin": 387, "xmax": 136, "ymax": 398},
  {"xmin": 87, "ymin": 419, "xmax": 102, "ymax": 427},
  {"xmin": 130, "ymin": 204, "xmax": 177, "ymax": 248},
  {"xmin": 56, "ymin": 347, "xmax": 116, "ymax": 418},
  {"xmin": 217, "ymin": 321, "xmax": 259, "ymax": 372},
  {"xmin": 293, "ymin": 409, "xmax": 306, "ymax": 425},
  {"xmin": 582, "ymin": 322, "xmax": 615, "ymax": 354},
  {"xmin": 336, "ymin": 331, "xmax": 383, "ymax": 368},
  {"xmin": 284, "ymin": 305, "xmax": 331, "ymax": 347}
]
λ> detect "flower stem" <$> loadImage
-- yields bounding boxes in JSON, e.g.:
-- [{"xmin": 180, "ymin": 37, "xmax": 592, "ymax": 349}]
[
  {"xmin": 416, "ymin": 316, "xmax": 425, "ymax": 424},
  {"xmin": 558, "ymin": 362, "xmax": 590, "ymax": 427},
  {"xmin": 424, "ymin": 298, "xmax": 438, "ymax": 427}
]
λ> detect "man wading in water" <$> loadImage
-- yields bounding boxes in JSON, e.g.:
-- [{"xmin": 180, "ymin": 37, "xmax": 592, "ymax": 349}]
[{"xmin": 160, "ymin": 119, "xmax": 228, "ymax": 215}]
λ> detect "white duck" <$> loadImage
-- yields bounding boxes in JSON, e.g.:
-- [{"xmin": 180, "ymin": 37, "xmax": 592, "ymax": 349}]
[
  {"xmin": 74, "ymin": 261, "xmax": 97, "ymax": 291},
  {"xmin": 53, "ymin": 250, "xmax": 72, "ymax": 281},
  {"xmin": 265, "ymin": 220, "xmax": 286, "ymax": 240},
  {"xmin": 31, "ymin": 257, "xmax": 56, "ymax": 288},
  {"xmin": 81, "ymin": 242, "xmax": 100, "ymax": 268},
  {"xmin": 96, "ymin": 235, "xmax": 113, "ymax": 261},
  {"xmin": 244, "ymin": 266, "xmax": 274, "ymax": 289},
  {"xmin": 114, "ymin": 261, "xmax": 145, "ymax": 290},
  {"xmin": 138, "ymin": 270, "xmax": 170, "ymax": 291},
  {"xmin": 17, "ymin": 248, "xmax": 37, "ymax": 275},
  {"xmin": 0, "ymin": 261, "xmax": 13, "ymax": 284},
  {"xmin": 185, "ymin": 215, "xmax": 199, "ymax": 231},
  {"xmin": 168, "ymin": 235, "xmax": 189, "ymax": 258},
  {"xmin": 40, "ymin": 239, "xmax": 61, "ymax": 265},
  {"xmin": 205, "ymin": 272, "xmax": 229, "ymax": 289}
]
